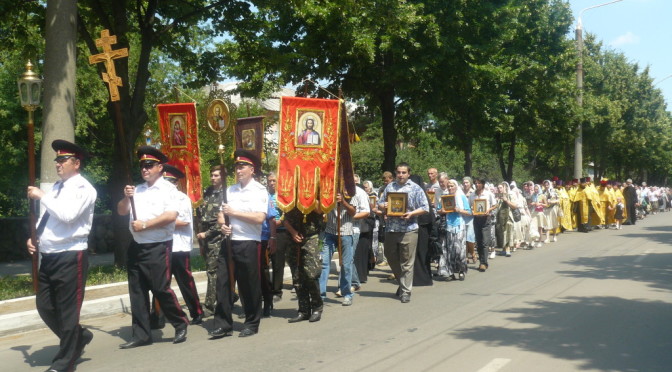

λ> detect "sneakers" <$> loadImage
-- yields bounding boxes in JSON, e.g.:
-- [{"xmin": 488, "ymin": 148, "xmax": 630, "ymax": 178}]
[
  {"xmin": 400, "ymin": 293, "xmax": 411, "ymax": 303},
  {"xmin": 342, "ymin": 297, "xmax": 353, "ymax": 306},
  {"xmin": 536, "ymin": 241, "xmax": 542, "ymax": 248},
  {"xmin": 505, "ymin": 249, "xmax": 511, "ymax": 257},
  {"xmin": 543, "ymin": 238, "xmax": 550, "ymax": 243},
  {"xmin": 489, "ymin": 251, "xmax": 496, "ymax": 259},
  {"xmin": 335, "ymin": 289, "xmax": 342, "ymax": 297},
  {"xmin": 552, "ymin": 235, "xmax": 557, "ymax": 242}
]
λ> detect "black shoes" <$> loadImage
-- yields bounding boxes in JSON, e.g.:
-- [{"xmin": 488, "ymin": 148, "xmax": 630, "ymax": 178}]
[
  {"xmin": 263, "ymin": 303, "xmax": 273, "ymax": 318},
  {"xmin": 238, "ymin": 328, "xmax": 257, "ymax": 337},
  {"xmin": 208, "ymin": 327, "xmax": 233, "ymax": 339},
  {"xmin": 119, "ymin": 338, "xmax": 152, "ymax": 349},
  {"xmin": 191, "ymin": 314, "xmax": 203, "ymax": 325},
  {"xmin": 288, "ymin": 313, "xmax": 310, "ymax": 323},
  {"xmin": 309, "ymin": 310, "xmax": 322, "ymax": 323},
  {"xmin": 400, "ymin": 293, "xmax": 411, "ymax": 303},
  {"xmin": 74, "ymin": 327, "xmax": 93, "ymax": 360},
  {"xmin": 173, "ymin": 326, "xmax": 188, "ymax": 344}
]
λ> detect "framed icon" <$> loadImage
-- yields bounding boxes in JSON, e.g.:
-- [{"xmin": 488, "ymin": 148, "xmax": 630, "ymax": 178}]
[
  {"xmin": 386, "ymin": 192, "xmax": 407, "ymax": 217},
  {"xmin": 206, "ymin": 99, "xmax": 230, "ymax": 133},
  {"xmin": 441, "ymin": 194, "xmax": 456, "ymax": 212},
  {"xmin": 426, "ymin": 189, "xmax": 436, "ymax": 202},
  {"xmin": 295, "ymin": 109, "xmax": 324, "ymax": 147},
  {"xmin": 169, "ymin": 113, "xmax": 187, "ymax": 148},
  {"xmin": 369, "ymin": 195, "xmax": 377, "ymax": 207},
  {"xmin": 473, "ymin": 198, "xmax": 488, "ymax": 215}
]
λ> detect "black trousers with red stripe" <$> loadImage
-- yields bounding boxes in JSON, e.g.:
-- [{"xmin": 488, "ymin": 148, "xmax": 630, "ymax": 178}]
[
  {"xmin": 127, "ymin": 240, "xmax": 188, "ymax": 342},
  {"xmin": 171, "ymin": 251, "xmax": 203, "ymax": 318},
  {"xmin": 36, "ymin": 250, "xmax": 88, "ymax": 371}
]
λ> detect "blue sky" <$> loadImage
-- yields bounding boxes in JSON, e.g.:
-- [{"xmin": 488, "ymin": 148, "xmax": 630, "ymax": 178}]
[{"xmin": 569, "ymin": 0, "xmax": 672, "ymax": 109}]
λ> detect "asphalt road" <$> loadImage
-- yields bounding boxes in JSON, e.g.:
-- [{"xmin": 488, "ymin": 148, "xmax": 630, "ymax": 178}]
[{"xmin": 2, "ymin": 213, "xmax": 671, "ymax": 372}]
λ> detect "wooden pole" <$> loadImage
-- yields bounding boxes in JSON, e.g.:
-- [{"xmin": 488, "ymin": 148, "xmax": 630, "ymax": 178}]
[{"xmin": 27, "ymin": 109, "xmax": 39, "ymax": 293}]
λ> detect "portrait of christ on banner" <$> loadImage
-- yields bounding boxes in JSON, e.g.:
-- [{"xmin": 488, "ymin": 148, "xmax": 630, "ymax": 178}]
[
  {"xmin": 296, "ymin": 110, "xmax": 324, "ymax": 147},
  {"xmin": 169, "ymin": 113, "xmax": 187, "ymax": 148}
]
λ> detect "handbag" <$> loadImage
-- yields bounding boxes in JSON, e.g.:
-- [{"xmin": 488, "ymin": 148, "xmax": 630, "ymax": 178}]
[{"xmin": 512, "ymin": 208, "xmax": 521, "ymax": 222}]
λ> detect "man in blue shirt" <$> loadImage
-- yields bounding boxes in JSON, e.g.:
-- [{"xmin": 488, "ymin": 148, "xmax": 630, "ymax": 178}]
[{"xmin": 378, "ymin": 162, "xmax": 429, "ymax": 303}]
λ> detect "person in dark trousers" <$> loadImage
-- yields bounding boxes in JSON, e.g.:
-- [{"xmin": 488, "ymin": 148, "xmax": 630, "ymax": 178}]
[
  {"xmin": 117, "ymin": 146, "xmax": 189, "ymax": 349},
  {"xmin": 27, "ymin": 140, "xmax": 97, "ymax": 372},
  {"xmin": 209, "ymin": 150, "xmax": 268, "ymax": 338}
]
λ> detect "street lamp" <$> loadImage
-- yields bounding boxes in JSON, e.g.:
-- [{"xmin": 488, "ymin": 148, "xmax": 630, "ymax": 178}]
[
  {"xmin": 575, "ymin": 0, "xmax": 623, "ymax": 179},
  {"xmin": 17, "ymin": 60, "xmax": 42, "ymax": 293}
]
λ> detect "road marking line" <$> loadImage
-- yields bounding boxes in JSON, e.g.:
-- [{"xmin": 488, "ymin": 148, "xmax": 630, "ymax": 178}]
[
  {"xmin": 477, "ymin": 358, "xmax": 512, "ymax": 372},
  {"xmin": 634, "ymin": 249, "xmax": 651, "ymax": 263}
]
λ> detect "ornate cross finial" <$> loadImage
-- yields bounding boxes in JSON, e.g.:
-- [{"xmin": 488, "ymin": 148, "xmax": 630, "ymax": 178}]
[{"xmin": 88, "ymin": 30, "xmax": 129, "ymax": 102}]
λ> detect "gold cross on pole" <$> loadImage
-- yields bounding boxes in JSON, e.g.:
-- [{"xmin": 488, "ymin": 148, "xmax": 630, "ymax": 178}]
[{"xmin": 88, "ymin": 29, "xmax": 129, "ymax": 102}]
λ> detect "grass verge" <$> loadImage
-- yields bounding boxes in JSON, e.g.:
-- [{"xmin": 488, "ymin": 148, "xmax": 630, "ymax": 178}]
[{"xmin": 0, "ymin": 255, "xmax": 206, "ymax": 301}]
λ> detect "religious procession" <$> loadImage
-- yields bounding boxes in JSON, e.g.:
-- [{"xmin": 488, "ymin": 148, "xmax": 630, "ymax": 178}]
[{"xmin": 6, "ymin": 1, "xmax": 672, "ymax": 370}]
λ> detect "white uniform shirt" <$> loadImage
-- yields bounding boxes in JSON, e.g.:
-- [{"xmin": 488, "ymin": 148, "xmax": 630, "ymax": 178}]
[
  {"xmin": 172, "ymin": 190, "xmax": 193, "ymax": 253},
  {"xmin": 38, "ymin": 173, "xmax": 97, "ymax": 253},
  {"xmin": 226, "ymin": 179, "xmax": 268, "ymax": 241},
  {"xmin": 351, "ymin": 186, "xmax": 371, "ymax": 234},
  {"xmin": 130, "ymin": 177, "xmax": 179, "ymax": 244}
]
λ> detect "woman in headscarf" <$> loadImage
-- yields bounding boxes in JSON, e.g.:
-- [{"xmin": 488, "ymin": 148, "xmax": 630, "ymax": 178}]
[
  {"xmin": 510, "ymin": 181, "xmax": 531, "ymax": 251},
  {"xmin": 436, "ymin": 179, "xmax": 471, "ymax": 280},
  {"xmin": 462, "ymin": 177, "xmax": 476, "ymax": 263},
  {"xmin": 495, "ymin": 181, "xmax": 518, "ymax": 257},
  {"xmin": 542, "ymin": 180, "xmax": 560, "ymax": 242},
  {"xmin": 530, "ymin": 184, "xmax": 549, "ymax": 247}
]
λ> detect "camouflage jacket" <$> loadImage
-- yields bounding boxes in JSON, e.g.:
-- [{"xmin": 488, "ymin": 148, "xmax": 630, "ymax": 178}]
[
  {"xmin": 198, "ymin": 186, "xmax": 223, "ymax": 240},
  {"xmin": 283, "ymin": 208, "xmax": 324, "ymax": 238}
]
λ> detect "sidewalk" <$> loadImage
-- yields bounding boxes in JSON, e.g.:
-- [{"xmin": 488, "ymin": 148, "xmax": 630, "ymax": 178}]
[
  {"xmin": 0, "ymin": 250, "xmax": 287, "ymax": 337},
  {"xmin": 0, "ymin": 249, "xmax": 339, "ymax": 337}
]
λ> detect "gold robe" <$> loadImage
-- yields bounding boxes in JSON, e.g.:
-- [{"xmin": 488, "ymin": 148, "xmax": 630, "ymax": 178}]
[
  {"xmin": 556, "ymin": 186, "xmax": 572, "ymax": 231},
  {"xmin": 598, "ymin": 186, "xmax": 614, "ymax": 226}
]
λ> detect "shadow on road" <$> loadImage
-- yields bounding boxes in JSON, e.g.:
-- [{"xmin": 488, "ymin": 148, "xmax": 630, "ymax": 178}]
[
  {"xmin": 619, "ymin": 224, "xmax": 672, "ymax": 245},
  {"xmin": 453, "ymin": 296, "xmax": 672, "ymax": 371},
  {"xmin": 557, "ymin": 252, "xmax": 672, "ymax": 292}
]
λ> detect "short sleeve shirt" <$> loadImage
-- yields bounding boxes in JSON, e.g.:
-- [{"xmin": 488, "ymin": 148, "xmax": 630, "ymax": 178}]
[
  {"xmin": 379, "ymin": 179, "xmax": 429, "ymax": 233},
  {"xmin": 226, "ymin": 179, "xmax": 268, "ymax": 241},
  {"xmin": 131, "ymin": 177, "xmax": 179, "ymax": 243}
]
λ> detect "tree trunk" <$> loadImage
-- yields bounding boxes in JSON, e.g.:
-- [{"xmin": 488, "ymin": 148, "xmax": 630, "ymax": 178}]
[
  {"xmin": 379, "ymin": 88, "xmax": 397, "ymax": 173},
  {"xmin": 506, "ymin": 132, "xmax": 516, "ymax": 182},
  {"xmin": 463, "ymin": 138, "xmax": 473, "ymax": 176},
  {"xmin": 41, "ymin": 0, "xmax": 77, "ymax": 186},
  {"xmin": 494, "ymin": 132, "xmax": 507, "ymax": 180}
]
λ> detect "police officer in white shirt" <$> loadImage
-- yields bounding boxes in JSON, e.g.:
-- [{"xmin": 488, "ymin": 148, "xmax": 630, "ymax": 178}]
[
  {"xmin": 26, "ymin": 140, "xmax": 97, "ymax": 372},
  {"xmin": 117, "ymin": 147, "xmax": 189, "ymax": 348},
  {"xmin": 150, "ymin": 164, "xmax": 205, "ymax": 327},
  {"xmin": 209, "ymin": 150, "xmax": 268, "ymax": 339}
]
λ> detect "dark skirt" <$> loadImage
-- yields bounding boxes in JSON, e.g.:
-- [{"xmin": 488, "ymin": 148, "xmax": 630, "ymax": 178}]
[
  {"xmin": 413, "ymin": 223, "xmax": 433, "ymax": 286},
  {"xmin": 354, "ymin": 230, "xmax": 373, "ymax": 283}
]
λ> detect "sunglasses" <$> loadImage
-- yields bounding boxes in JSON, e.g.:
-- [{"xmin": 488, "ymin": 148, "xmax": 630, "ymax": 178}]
[{"xmin": 141, "ymin": 162, "xmax": 158, "ymax": 170}]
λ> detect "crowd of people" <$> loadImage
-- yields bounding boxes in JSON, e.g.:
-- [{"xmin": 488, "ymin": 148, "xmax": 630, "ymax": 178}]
[{"xmin": 27, "ymin": 139, "xmax": 669, "ymax": 371}]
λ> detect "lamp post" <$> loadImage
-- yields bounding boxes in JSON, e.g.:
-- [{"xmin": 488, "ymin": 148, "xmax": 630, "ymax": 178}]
[
  {"xmin": 575, "ymin": 0, "xmax": 623, "ymax": 179},
  {"xmin": 18, "ymin": 60, "xmax": 43, "ymax": 292}
]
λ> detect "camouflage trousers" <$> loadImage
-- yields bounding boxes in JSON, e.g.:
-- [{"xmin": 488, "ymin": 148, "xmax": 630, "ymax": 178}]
[
  {"xmin": 283, "ymin": 232, "xmax": 323, "ymax": 315},
  {"xmin": 203, "ymin": 237, "xmax": 220, "ymax": 311}
]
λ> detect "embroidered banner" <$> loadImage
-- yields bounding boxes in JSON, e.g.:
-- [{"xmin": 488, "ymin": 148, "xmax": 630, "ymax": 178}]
[
  {"xmin": 276, "ymin": 97, "xmax": 344, "ymax": 214},
  {"xmin": 156, "ymin": 103, "xmax": 202, "ymax": 203},
  {"xmin": 235, "ymin": 116, "xmax": 264, "ymax": 162}
]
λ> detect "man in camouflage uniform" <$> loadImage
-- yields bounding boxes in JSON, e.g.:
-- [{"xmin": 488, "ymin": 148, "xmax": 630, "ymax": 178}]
[
  {"xmin": 196, "ymin": 165, "xmax": 224, "ymax": 313},
  {"xmin": 283, "ymin": 207, "xmax": 325, "ymax": 323}
]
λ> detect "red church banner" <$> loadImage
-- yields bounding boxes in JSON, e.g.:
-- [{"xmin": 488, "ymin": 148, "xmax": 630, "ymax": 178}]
[
  {"xmin": 276, "ymin": 97, "xmax": 343, "ymax": 215},
  {"xmin": 156, "ymin": 103, "xmax": 202, "ymax": 203}
]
